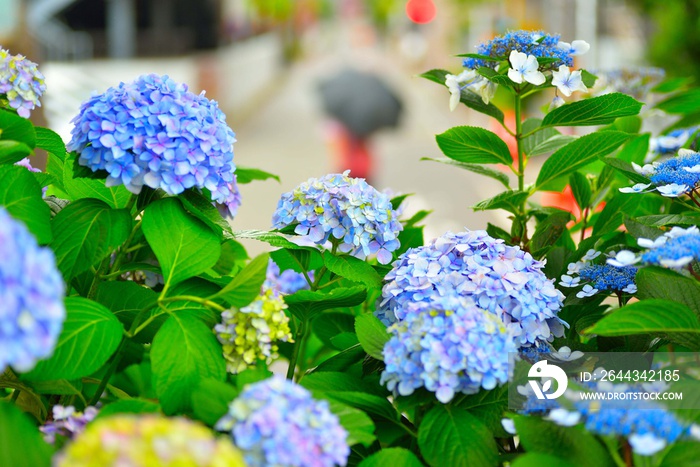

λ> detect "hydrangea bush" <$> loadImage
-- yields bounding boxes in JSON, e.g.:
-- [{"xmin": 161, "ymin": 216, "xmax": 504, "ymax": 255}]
[{"xmin": 3, "ymin": 26, "xmax": 700, "ymax": 467}]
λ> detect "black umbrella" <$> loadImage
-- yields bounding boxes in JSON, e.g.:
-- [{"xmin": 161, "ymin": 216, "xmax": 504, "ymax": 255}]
[{"xmin": 318, "ymin": 69, "xmax": 403, "ymax": 138}]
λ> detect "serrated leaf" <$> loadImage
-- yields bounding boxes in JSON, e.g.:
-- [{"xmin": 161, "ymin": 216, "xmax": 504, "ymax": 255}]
[
  {"xmin": 0, "ymin": 402, "xmax": 53, "ymax": 467},
  {"xmin": 355, "ymin": 313, "xmax": 390, "ymax": 361},
  {"xmin": 212, "ymin": 252, "xmax": 269, "ymax": 307},
  {"xmin": 420, "ymin": 69, "xmax": 504, "ymax": 123},
  {"xmin": 151, "ymin": 313, "xmax": 226, "ymax": 415},
  {"xmin": 422, "ymin": 157, "xmax": 510, "ymax": 187},
  {"xmin": 0, "ymin": 108, "xmax": 36, "ymax": 147},
  {"xmin": 95, "ymin": 281, "xmax": 159, "ymax": 341},
  {"xmin": 418, "ymin": 405, "xmax": 498, "ymax": 467},
  {"xmin": 635, "ymin": 213, "xmax": 700, "ymax": 227},
  {"xmin": 536, "ymin": 131, "xmax": 631, "ymax": 191},
  {"xmin": 636, "ymin": 267, "xmax": 700, "ymax": 315},
  {"xmin": 326, "ymin": 399, "xmax": 376, "ymax": 447},
  {"xmin": 436, "ymin": 126, "xmax": 512, "ymax": 165},
  {"xmin": 541, "ymin": 93, "xmax": 642, "ymax": 127},
  {"xmin": 472, "ymin": 190, "xmax": 529, "ymax": 214},
  {"xmin": 323, "ymin": 251, "xmax": 383, "ymax": 289},
  {"xmin": 0, "ymin": 140, "xmax": 32, "ymax": 164},
  {"xmin": 24, "ymin": 297, "xmax": 124, "ymax": 381},
  {"xmin": 584, "ymin": 299, "xmax": 700, "ymax": 350},
  {"xmin": 285, "ymin": 286, "xmax": 367, "ymax": 320},
  {"xmin": 601, "ymin": 157, "xmax": 651, "ymax": 184},
  {"xmin": 191, "ymin": 379, "xmax": 239, "ymax": 426},
  {"xmin": 530, "ymin": 210, "xmax": 573, "ymax": 257},
  {"xmin": 233, "ymin": 229, "xmax": 313, "ymax": 249},
  {"xmin": 656, "ymin": 88, "xmax": 700, "ymax": 114},
  {"xmin": 477, "ymin": 67, "xmax": 514, "ymax": 87},
  {"xmin": 313, "ymin": 312, "xmax": 356, "ymax": 348},
  {"xmin": 569, "ymin": 172, "xmax": 592, "ymax": 210},
  {"xmin": 234, "ymin": 166, "xmax": 280, "ymax": 184},
  {"xmin": 95, "ymin": 399, "xmax": 161, "ymax": 419},
  {"xmin": 35, "ymin": 127, "xmax": 66, "ymax": 160},
  {"xmin": 142, "ymin": 198, "xmax": 221, "ymax": 289},
  {"xmin": 358, "ymin": 448, "xmax": 423, "ymax": 467},
  {"xmin": 62, "ymin": 152, "xmax": 132, "ymax": 208},
  {"xmin": 529, "ymin": 134, "xmax": 577, "ymax": 157},
  {"xmin": 51, "ymin": 198, "xmax": 131, "ymax": 281},
  {"xmin": 581, "ymin": 70, "xmax": 598, "ymax": 88},
  {"xmin": 178, "ymin": 189, "xmax": 232, "ymax": 238},
  {"xmin": 592, "ymin": 193, "xmax": 640, "ymax": 235},
  {"xmin": 0, "ymin": 164, "xmax": 51, "ymax": 243}
]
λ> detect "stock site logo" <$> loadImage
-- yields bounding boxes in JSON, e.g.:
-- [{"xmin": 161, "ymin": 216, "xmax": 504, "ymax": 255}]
[{"xmin": 528, "ymin": 360, "xmax": 568, "ymax": 400}]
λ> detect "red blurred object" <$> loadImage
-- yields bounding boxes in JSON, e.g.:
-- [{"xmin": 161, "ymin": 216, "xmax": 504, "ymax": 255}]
[{"xmin": 406, "ymin": 0, "xmax": 436, "ymax": 24}]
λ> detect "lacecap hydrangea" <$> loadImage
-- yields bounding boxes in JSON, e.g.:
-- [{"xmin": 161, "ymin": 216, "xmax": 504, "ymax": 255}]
[
  {"xmin": 609, "ymin": 226, "xmax": 700, "ymax": 271},
  {"xmin": 381, "ymin": 294, "xmax": 516, "ymax": 403},
  {"xmin": 623, "ymin": 148, "xmax": 700, "ymax": 198},
  {"xmin": 377, "ymin": 230, "xmax": 566, "ymax": 346},
  {"xmin": 0, "ymin": 207, "xmax": 65, "ymax": 372},
  {"xmin": 271, "ymin": 171, "xmax": 402, "ymax": 264},
  {"xmin": 216, "ymin": 376, "xmax": 349, "ymax": 467},
  {"xmin": 560, "ymin": 249, "xmax": 637, "ymax": 298},
  {"xmin": 55, "ymin": 415, "xmax": 245, "ymax": 467},
  {"xmin": 0, "ymin": 48, "xmax": 46, "ymax": 118},
  {"xmin": 67, "ymin": 74, "xmax": 241, "ymax": 217},
  {"xmin": 214, "ymin": 289, "xmax": 293, "ymax": 374}
]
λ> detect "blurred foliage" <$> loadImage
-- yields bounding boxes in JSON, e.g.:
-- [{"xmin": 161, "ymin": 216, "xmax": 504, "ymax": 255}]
[{"xmin": 627, "ymin": 0, "xmax": 700, "ymax": 79}]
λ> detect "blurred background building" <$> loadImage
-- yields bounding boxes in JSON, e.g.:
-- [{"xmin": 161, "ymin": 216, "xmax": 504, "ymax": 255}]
[{"xmin": 0, "ymin": 0, "xmax": 687, "ymax": 248}]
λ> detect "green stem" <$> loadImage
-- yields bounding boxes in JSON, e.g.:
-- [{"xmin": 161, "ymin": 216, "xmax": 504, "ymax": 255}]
[
  {"xmin": 87, "ymin": 256, "xmax": 111, "ymax": 300},
  {"xmin": 579, "ymin": 206, "xmax": 590, "ymax": 243},
  {"xmin": 514, "ymin": 92, "xmax": 529, "ymax": 247},
  {"xmin": 286, "ymin": 319, "xmax": 308, "ymax": 381},
  {"xmin": 9, "ymin": 389, "xmax": 20, "ymax": 404},
  {"xmin": 108, "ymin": 219, "xmax": 143, "ymax": 277},
  {"xmin": 159, "ymin": 295, "xmax": 227, "ymax": 313},
  {"xmin": 88, "ymin": 338, "xmax": 126, "ymax": 406}
]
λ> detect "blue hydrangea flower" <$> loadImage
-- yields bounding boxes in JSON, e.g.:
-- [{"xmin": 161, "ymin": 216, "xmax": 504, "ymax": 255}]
[
  {"xmin": 271, "ymin": 171, "xmax": 402, "ymax": 264},
  {"xmin": 215, "ymin": 376, "xmax": 349, "ymax": 467},
  {"xmin": 649, "ymin": 126, "xmax": 698, "ymax": 158},
  {"xmin": 623, "ymin": 149, "xmax": 700, "ymax": 198},
  {"xmin": 381, "ymin": 294, "xmax": 516, "ymax": 403},
  {"xmin": 0, "ymin": 207, "xmax": 65, "ymax": 372},
  {"xmin": 40, "ymin": 405, "xmax": 98, "ymax": 444},
  {"xmin": 0, "ymin": 48, "xmax": 46, "ymax": 118},
  {"xmin": 263, "ymin": 259, "xmax": 311, "ymax": 295},
  {"xmin": 462, "ymin": 30, "xmax": 578, "ymax": 71},
  {"xmin": 561, "ymin": 249, "xmax": 637, "ymax": 298},
  {"xmin": 640, "ymin": 226, "xmax": 700, "ymax": 269},
  {"xmin": 378, "ymin": 230, "xmax": 566, "ymax": 346},
  {"xmin": 67, "ymin": 74, "xmax": 241, "ymax": 217}
]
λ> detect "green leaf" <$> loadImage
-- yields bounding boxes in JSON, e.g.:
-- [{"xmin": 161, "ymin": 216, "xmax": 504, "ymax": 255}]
[
  {"xmin": 528, "ymin": 134, "xmax": 577, "ymax": 157},
  {"xmin": 541, "ymin": 93, "xmax": 642, "ymax": 127},
  {"xmin": 636, "ymin": 267, "xmax": 700, "ymax": 315},
  {"xmin": 151, "ymin": 313, "xmax": 226, "ymax": 415},
  {"xmin": 635, "ymin": 213, "xmax": 700, "ymax": 227},
  {"xmin": 62, "ymin": 152, "xmax": 132, "ymax": 208},
  {"xmin": 326, "ymin": 399, "xmax": 376, "ymax": 447},
  {"xmin": 95, "ymin": 281, "xmax": 159, "ymax": 341},
  {"xmin": 270, "ymin": 248, "xmax": 323, "ymax": 274},
  {"xmin": 51, "ymin": 198, "xmax": 131, "ymax": 281},
  {"xmin": 436, "ymin": 126, "xmax": 512, "ymax": 165},
  {"xmin": 601, "ymin": 157, "xmax": 651, "ymax": 184},
  {"xmin": 592, "ymin": 193, "xmax": 640, "ymax": 235},
  {"xmin": 472, "ymin": 190, "xmax": 529, "ymax": 214},
  {"xmin": 234, "ymin": 166, "xmax": 280, "ymax": 184},
  {"xmin": 652, "ymin": 77, "xmax": 693, "ymax": 94},
  {"xmin": 511, "ymin": 453, "xmax": 578, "ymax": 467},
  {"xmin": 301, "ymin": 372, "xmax": 374, "ymax": 393},
  {"xmin": 420, "ymin": 69, "xmax": 504, "ymax": 123},
  {"xmin": 522, "ymin": 118, "xmax": 566, "ymax": 156},
  {"xmin": 212, "ymin": 252, "xmax": 270, "ymax": 307},
  {"xmin": 191, "ymin": 379, "xmax": 238, "ymax": 426},
  {"xmin": 581, "ymin": 70, "xmax": 598, "ymax": 88},
  {"xmin": 0, "ymin": 165, "xmax": 51, "ymax": 243},
  {"xmin": 313, "ymin": 312, "xmax": 356, "ymax": 348},
  {"xmin": 178, "ymin": 189, "xmax": 232, "ymax": 238},
  {"xmin": 397, "ymin": 226, "xmax": 424, "ymax": 255},
  {"xmin": 24, "ymin": 297, "xmax": 124, "ymax": 381},
  {"xmin": 234, "ymin": 229, "xmax": 312, "ymax": 249},
  {"xmin": 608, "ymin": 115, "xmax": 642, "ymax": 134},
  {"xmin": 285, "ymin": 286, "xmax": 367, "ymax": 320},
  {"xmin": 512, "ymin": 415, "xmax": 614, "ymax": 467},
  {"xmin": 422, "ymin": 157, "xmax": 510, "ymax": 188},
  {"xmin": 0, "ymin": 140, "xmax": 32, "ymax": 164},
  {"xmin": 95, "ymin": 399, "xmax": 161, "ymax": 419},
  {"xmin": 536, "ymin": 131, "xmax": 631, "ymax": 191},
  {"xmin": 142, "ymin": 198, "xmax": 221, "ymax": 289},
  {"xmin": 313, "ymin": 344, "xmax": 365, "ymax": 373},
  {"xmin": 322, "ymin": 391, "xmax": 397, "ymax": 422},
  {"xmin": 418, "ymin": 405, "xmax": 498, "ymax": 467},
  {"xmin": 454, "ymin": 386, "xmax": 508, "ymax": 434},
  {"xmin": 659, "ymin": 441, "xmax": 700, "ymax": 467},
  {"xmin": 656, "ymin": 88, "xmax": 700, "ymax": 114},
  {"xmin": 323, "ymin": 251, "xmax": 383, "ymax": 289},
  {"xmin": 0, "ymin": 402, "xmax": 53, "ymax": 467},
  {"xmin": 0, "ymin": 108, "xmax": 36, "ymax": 147},
  {"xmin": 35, "ymin": 127, "xmax": 67, "ymax": 160},
  {"xmin": 569, "ymin": 172, "xmax": 592, "ymax": 210},
  {"xmin": 530, "ymin": 210, "xmax": 573, "ymax": 257},
  {"xmin": 477, "ymin": 67, "xmax": 514, "ymax": 88},
  {"xmin": 584, "ymin": 299, "xmax": 700, "ymax": 350},
  {"xmin": 212, "ymin": 239, "xmax": 249, "ymax": 276},
  {"xmin": 355, "ymin": 313, "xmax": 390, "ymax": 361},
  {"xmin": 358, "ymin": 448, "xmax": 423, "ymax": 467}
]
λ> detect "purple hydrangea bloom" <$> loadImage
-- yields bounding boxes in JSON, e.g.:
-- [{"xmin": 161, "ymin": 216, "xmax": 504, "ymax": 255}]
[
  {"xmin": 271, "ymin": 171, "xmax": 402, "ymax": 264},
  {"xmin": 215, "ymin": 376, "xmax": 349, "ymax": 467},
  {"xmin": 0, "ymin": 48, "xmax": 46, "ymax": 118},
  {"xmin": 0, "ymin": 207, "xmax": 65, "ymax": 372},
  {"xmin": 67, "ymin": 74, "xmax": 241, "ymax": 217},
  {"xmin": 263, "ymin": 259, "xmax": 311, "ymax": 295},
  {"xmin": 378, "ymin": 230, "xmax": 566, "ymax": 346},
  {"xmin": 381, "ymin": 295, "xmax": 516, "ymax": 403},
  {"xmin": 40, "ymin": 405, "xmax": 98, "ymax": 444},
  {"xmin": 463, "ymin": 30, "xmax": 574, "ymax": 71},
  {"xmin": 15, "ymin": 158, "xmax": 48, "ymax": 197}
]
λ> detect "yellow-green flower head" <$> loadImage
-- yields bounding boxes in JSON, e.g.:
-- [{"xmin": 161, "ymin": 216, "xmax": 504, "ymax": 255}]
[
  {"xmin": 214, "ymin": 289, "xmax": 293, "ymax": 374},
  {"xmin": 55, "ymin": 415, "xmax": 246, "ymax": 467}
]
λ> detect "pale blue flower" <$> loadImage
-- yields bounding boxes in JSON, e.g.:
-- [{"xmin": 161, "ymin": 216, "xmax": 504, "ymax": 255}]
[
  {"xmin": 564, "ymin": 250, "xmax": 637, "ymax": 298},
  {"xmin": 619, "ymin": 183, "xmax": 652, "ymax": 194},
  {"xmin": 657, "ymin": 183, "xmax": 690, "ymax": 197},
  {"xmin": 0, "ymin": 48, "xmax": 46, "ymax": 118},
  {"xmin": 508, "ymin": 50, "xmax": 545, "ymax": 85},
  {"xmin": 556, "ymin": 40, "xmax": 590, "ymax": 56},
  {"xmin": 551, "ymin": 65, "xmax": 588, "ymax": 97}
]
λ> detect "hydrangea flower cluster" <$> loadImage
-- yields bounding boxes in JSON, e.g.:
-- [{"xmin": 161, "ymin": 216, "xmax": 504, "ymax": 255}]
[
  {"xmin": 0, "ymin": 48, "xmax": 46, "ymax": 118},
  {"xmin": 263, "ymin": 259, "xmax": 311, "ymax": 295},
  {"xmin": 548, "ymin": 379, "xmax": 697, "ymax": 456},
  {"xmin": 56, "ymin": 415, "xmax": 244, "ymax": 466},
  {"xmin": 214, "ymin": 289, "xmax": 293, "ymax": 374},
  {"xmin": 649, "ymin": 126, "xmax": 698, "ymax": 160},
  {"xmin": 609, "ymin": 226, "xmax": 700, "ymax": 271},
  {"xmin": 560, "ymin": 249, "xmax": 637, "ymax": 298},
  {"xmin": 271, "ymin": 171, "xmax": 402, "ymax": 264},
  {"xmin": 0, "ymin": 207, "xmax": 65, "ymax": 372},
  {"xmin": 66, "ymin": 74, "xmax": 241, "ymax": 217},
  {"xmin": 216, "ymin": 376, "xmax": 349, "ymax": 467},
  {"xmin": 623, "ymin": 149, "xmax": 700, "ymax": 198},
  {"xmin": 40, "ymin": 405, "xmax": 98, "ymax": 444},
  {"xmin": 378, "ymin": 230, "xmax": 566, "ymax": 346},
  {"xmin": 381, "ymin": 294, "xmax": 516, "ymax": 403},
  {"xmin": 588, "ymin": 67, "xmax": 665, "ymax": 101}
]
